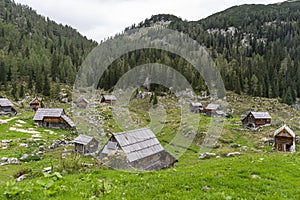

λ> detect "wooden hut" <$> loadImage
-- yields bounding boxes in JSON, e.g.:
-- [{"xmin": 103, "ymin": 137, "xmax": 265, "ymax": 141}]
[
  {"xmin": 273, "ymin": 125, "xmax": 296, "ymax": 152},
  {"xmin": 76, "ymin": 98, "xmax": 89, "ymax": 109},
  {"xmin": 0, "ymin": 98, "xmax": 17, "ymax": 115},
  {"xmin": 99, "ymin": 127, "xmax": 177, "ymax": 170},
  {"xmin": 33, "ymin": 108, "xmax": 75, "ymax": 129},
  {"xmin": 29, "ymin": 97, "xmax": 42, "ymax": 111},
  {"xmin": 205, "ymin": 103, "xmax": 222, "ymax": 116},
  {"xmin": 101, "ymin": 95, "xmax": 116, "ymax": 105},
  {"xmin": 73, "ymin": 134, "xmax": 99, "ymax": 154},
  {"xmin": 189, "ymin": 102, "xmax": 203, "ymax": 113},
  {"xmin": 242, "ymin": 112, "xmax": 271, "ymax": 128}
]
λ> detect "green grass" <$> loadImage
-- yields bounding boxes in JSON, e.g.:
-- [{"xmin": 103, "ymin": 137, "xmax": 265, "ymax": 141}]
[
  {"xmin": 1, "ymin": 153, "xmax": 300, "ymax": 199},
  {"xmin": 1, "ymin": 92, "xmax": 300, "ymax": 199}
]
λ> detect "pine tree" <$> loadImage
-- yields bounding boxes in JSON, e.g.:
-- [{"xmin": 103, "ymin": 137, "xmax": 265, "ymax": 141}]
[
  {"xmin": 19, "ymin": 84, "xmax": 24, "ymax": 98},
  {"xmin": 43, "ymin": 73, "xmax": 50, "ymax": 96}
]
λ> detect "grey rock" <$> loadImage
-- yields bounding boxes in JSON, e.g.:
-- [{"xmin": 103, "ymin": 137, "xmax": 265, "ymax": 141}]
[
  {"xmin": 20, "ymin": 154, "xmax": 29, "ymax": 161},
  {"xmin": 199, "ymin": 152, "xmax": 217, "ymax": 159},
  {"xmin": 16, "ymin": 174, "xmax": 26, "ymax": 182},
  {"xmin": 227, "ymin": 152, "xmax": 241, "ymax": 157}
]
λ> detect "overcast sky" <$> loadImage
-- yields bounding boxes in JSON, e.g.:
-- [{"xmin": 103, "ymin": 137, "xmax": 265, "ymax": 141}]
[{"xmin": 14, "ymin": 0, "xmax": 283, "ymax": 42}]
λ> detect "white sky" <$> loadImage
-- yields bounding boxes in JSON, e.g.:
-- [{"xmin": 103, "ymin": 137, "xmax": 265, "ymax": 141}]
[{"xmin": 14, "ymin": 0, "xmax": 283, "ymax": 42}]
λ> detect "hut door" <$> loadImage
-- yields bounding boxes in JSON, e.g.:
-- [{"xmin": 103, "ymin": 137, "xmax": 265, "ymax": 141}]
[{"xmin": 282, "ymin": 144, "xmax": 286, "ymax": 152}]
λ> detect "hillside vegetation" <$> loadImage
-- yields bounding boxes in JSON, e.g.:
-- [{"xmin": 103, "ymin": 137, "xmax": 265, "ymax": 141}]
[
  {"xmin": 0, "ymin": 0, "xmax": 97, "ymax": 100},
  {"xmin": 0, "ymin": 92, "xmax": 300, "ymax": 199},
  {"xmin": 98, "ymin": 1, "xmax": 300, "ymax": 105}
]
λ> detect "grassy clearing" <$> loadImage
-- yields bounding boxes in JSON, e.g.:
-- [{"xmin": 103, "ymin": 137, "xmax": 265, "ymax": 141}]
[
  {"xmin": 0, "ymin": 92, "xmax": 300, "ymax": 199},
  {"xmin": 1, "ymin": 153, "xmax": 299, "ymax": 199}
]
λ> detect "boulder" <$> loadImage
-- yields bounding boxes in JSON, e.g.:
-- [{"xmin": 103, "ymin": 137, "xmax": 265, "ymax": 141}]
[
  {"xmin": 20, "ymin": 154, "xmax": 29, "ymax": 161},
  {"xmin": 227, "ymin": 152, "xmax": 241, "ymax": 157},
  {"xmin": 199, "ymin": 152, "xmax": 217, "ymax": 159},
  {"xmin": 16, "ymin": 174, "xmax": 26, "ymax": 182}
]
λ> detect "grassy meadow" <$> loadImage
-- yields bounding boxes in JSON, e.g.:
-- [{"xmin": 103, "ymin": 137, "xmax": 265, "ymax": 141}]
[{"xmin": 0, "ymin": 91, "xmax": 300, "ymax": 199}]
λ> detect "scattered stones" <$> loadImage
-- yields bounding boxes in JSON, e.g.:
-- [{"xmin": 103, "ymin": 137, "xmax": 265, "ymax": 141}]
[
  {"xmin": 19, "ymin": 143, "xmax": 28, "ymax": 148},
  {"xmin": 230, "ymin": 143, "xmax": 240, "ymax": 148},
  {"xmin": 39, "ymin": 146, "xmax": 45, "ymax": 151},
  {"xmin": 240, "ymin": 146, "xmax": 248, "ymax": 151},
  {"xmin": 20, "ymin": 154, "xmax": 29, "ymax": 161},
  {"xmin": 43, "ymin": 167, "xmax": 52, "ymax": 172},
  {"xmin": 227, "ymin": 152, "xmax": 241, "ymax": 157},
  {"xmin": 0, "ymin": 157, "xmax": 20, "ymax": 166},
  {"xmin": 1, "ymin": 140, "xmax": 12, "ymax": 143},
  {"xmin": 199, "ymin": 152, "xmax": 217, "ymax": 159},
  {"xmin": 16, "ymin": 174, "xmax": 26, "ymax": 182}
]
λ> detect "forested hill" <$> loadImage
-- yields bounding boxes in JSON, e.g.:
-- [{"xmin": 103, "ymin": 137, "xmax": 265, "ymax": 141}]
[
  {"xmin": 118, "ymin": 1, "xmax": 300, "ymax": 105},
  {"xmin": 0, "ymin": 0, "xmax": 97, "ymax": 98}
]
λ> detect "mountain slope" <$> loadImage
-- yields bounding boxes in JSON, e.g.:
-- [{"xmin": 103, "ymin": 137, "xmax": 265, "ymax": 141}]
[
  {"xmin": 0, "ymin": 0, "xmax": 97, "ymax": 98},
  {"xmin": 114, "ymin": 1, "xmax": 300, "ymax": 105}
]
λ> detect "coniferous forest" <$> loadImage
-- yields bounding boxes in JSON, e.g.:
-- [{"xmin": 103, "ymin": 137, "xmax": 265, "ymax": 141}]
[
  {"xmin": 0, "ymin": 0, "xmax": 97, "ymax": 99},
  {"xmin": 1, "ymin": 0, "xmax": 300, "ymax": 105}
]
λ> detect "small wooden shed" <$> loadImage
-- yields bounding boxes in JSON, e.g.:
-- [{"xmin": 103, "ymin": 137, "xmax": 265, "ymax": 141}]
[
  {"xmin": 0, "ymin": 98, "xmax": 17, "ymax": 115},
  {"xmin": 76, "ymin": 98, "xmax": 89, "ymax": 109},
  {"xmin": 189, "ymin": 102, "xmax": 203, "ymax": 113},
  {"xmin": 29, "ymin": 97, "xmax": 42, "ymax": 111},
  {"xmin": 273, "ymin": 125, "xmax": 296, "ymax": 152},
  {"xmin": 242, "ymin": 112, "xmax": 271, "ymax": 128},
  {"xmin": 73, "ymin": 134, "xmax": 99, "ymax": 154},
  {"xmin": 101, "ymin": 95, "xmax": 116, "ymax": 105},
  {"xmin": 33, "ymin": 108, "xmax": 75, "ymax": 129},
  {"xmin": 205, "ymin": 103, "xmax": 222, "ymax": 116},
  {"xmin": 99, "ymin": 127, "xmax": 177, "ymax": 170}
]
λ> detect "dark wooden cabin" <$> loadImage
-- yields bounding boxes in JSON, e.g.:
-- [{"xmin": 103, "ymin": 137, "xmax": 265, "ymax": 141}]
[
  {"xmin": 99, "ymin": 127, "xmax": 177, "ymax": 170},
  {"xmin": 73, "ymin": 134, "xmax": 99, "ymax": 154},
  {"xmin": 76, "ymin": 98, "xmax": 89, "ymax": 109},
  {"xmin": 0, "ymin": 98, "xmax": 17, "ymax": 115},
  {"xmin": 33, "ymin": 108, "xmax": 75, "ymax": 129},
  {"xmin": 189, "ymin": 102, "xmax": 203, "ymax": 113},
  {"xmin": 242, "ymin": 112, "xmax": 271, "ymax": 128},
  {"xmin": 273, "ymin": 125, "xmax": 296, "ymax": 152},
  {"xmin": 101, "ymin": 95, "xmax": 116, "ymax": 105},
  {"xmin": 29, "ymin": 97, "xmax": 42, "ymax": 111}
]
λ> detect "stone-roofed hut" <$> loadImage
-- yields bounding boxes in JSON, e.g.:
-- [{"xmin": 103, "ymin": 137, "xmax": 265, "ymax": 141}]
[
  {"xmin": 189, "ymin": 102, "xmax": 203, "ymax": 113},
  {"xmin": 99, "ymin": 127, "xmax": 177, "ymax": 170},
  {"xmin": 273, "ymin": 125, "xmax": 296, "ymax": 152},
  {"xmin": 73, "ymin": 134, "xmax": 99, "ymax": 154},
  {"xmin": 101, "ymin": 95, "xmax": 116, "ymax": 105},
  {"xmin": 33, "ymin": 108, "xmax": 75, "ymax": 129},
  {"xmin": 242, "ymin": 111, "xmax": 271, "ymax": 128},
  {"xmin": 0, "ymin": 98, "xmax": 17, "ymax": 115},
  {"xmin": 29, "ymin": 97, "xmax": 42, "ymax": 111}
]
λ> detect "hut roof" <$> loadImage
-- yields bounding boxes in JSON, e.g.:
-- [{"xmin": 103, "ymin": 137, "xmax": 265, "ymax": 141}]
[
  {"xmin": 206, "ymin": 103, "xmax": 220, "ymax": 110},
  {"xmin": 34, "ymin": 108, "xmax": 64, "ymax": 120},
  {"xmin": 80, "ymin": 98, "xmax": 89, "ymax": 104},
  {"xmin": 0, "ymin": 98, "xmax": 13, "ymax": 107},
  {"xmin": 190, "ymin": 102, "xmax": 202, "ymax": 107},
  {"xmin": 33, "ymin": 108, "xmax": 74, "ymax": 127},
  {"xmin": 249, "ymin": 112, "xmax": 271, "ymax": 119},
  {"xmin": 103, "ymin": 95, "xmax": 117, "ymax": 101},
  {"xmin": 112, "ymin": 127, "xmax": 164, "ymax": 162},
  {"xmin": 61, "ymin": 115, "xmax": 75, "ymax": 127},
  {"xmin": 73, "ymin": 134, "xmax": 95, "ymax": 145},
  {"xmin": 274, "ymin": 125, "xmax": 295, "ymax": 138},
  {"xmin": 29, "ymin": 97, "xmax": 41, "ymax": 104}
]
